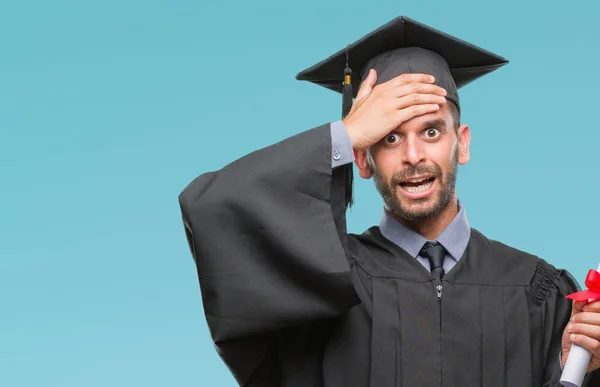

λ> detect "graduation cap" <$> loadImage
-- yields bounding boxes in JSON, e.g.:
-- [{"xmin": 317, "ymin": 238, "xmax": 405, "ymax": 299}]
[
  {"xmin": 295, "ymin": 16, "xmax": 508, "ymax": 208},
  {"xmin": 296, "ymin": 16, "xmax": 508, "ymax": 119}
]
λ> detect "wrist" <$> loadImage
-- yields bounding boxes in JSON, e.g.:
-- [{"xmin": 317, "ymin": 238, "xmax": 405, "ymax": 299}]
[{"xmin": 342, "ymin": 118, "xmax": 363, "ymax": 149}]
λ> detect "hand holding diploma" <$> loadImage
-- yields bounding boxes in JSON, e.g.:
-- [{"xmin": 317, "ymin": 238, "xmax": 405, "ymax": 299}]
[{"xmin": 560, "ymin": 263, "xmax": 600, "ymax": 386}]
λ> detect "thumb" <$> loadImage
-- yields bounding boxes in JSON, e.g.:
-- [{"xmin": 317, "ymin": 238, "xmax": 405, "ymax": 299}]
[
  {"xmin": 571, "ymin": 299, "xmax": 586, "ymax": 317},
  {"xmin": 354, "ymin": 69, "xmax": 377, "ymax": 102}
]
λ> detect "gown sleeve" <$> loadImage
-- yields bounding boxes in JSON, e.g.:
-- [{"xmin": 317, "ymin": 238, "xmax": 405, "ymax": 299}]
[
  {"xmin": 178, "ymin": 123, "xmax": 361, "ymax": 386},
  {"xmin": 536, "ymin": 264, "xmax": 600, "ymax": 386}
]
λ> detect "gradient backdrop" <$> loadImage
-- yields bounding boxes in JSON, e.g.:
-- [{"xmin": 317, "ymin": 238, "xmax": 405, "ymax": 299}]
[{"xmin": 2, "ymin": 0, "xmax": 599, "ymax": 386}]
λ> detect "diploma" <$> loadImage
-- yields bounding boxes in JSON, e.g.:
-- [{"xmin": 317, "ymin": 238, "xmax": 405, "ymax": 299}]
[{"xmin": 560, "ymin": 262, "xmax": 600, "ymax": 387}]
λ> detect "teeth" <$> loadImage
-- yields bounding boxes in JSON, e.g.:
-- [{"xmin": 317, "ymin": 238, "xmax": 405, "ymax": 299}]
[
  {"xmin": 404, "ymin": 177, "xmax": 429, "ymax": 183},
  {"xmin": 404, "ymin": 181, "xmax": 433, "ymax": 193}
]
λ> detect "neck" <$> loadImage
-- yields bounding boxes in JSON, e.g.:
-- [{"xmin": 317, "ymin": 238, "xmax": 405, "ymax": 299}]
[{"xmin": 391, "ymin": 195, "xmax": 459, "ymax": 240}]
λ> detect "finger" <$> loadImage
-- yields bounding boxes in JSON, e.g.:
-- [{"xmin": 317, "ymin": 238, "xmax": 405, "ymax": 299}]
[
  {"xmin": 396, "ymin": 103, "xmax": 440, "ymax": 123},
  {"xmin": 569, "ymin": 333, "xmax": 600, "ymax": 354},
  {"xmin": 393, "ymin": 93, "xmax": 447, "ymax": 110},
  {"xmin": 574, "ymin": 300, "xmax": 587, "ymax": 313},
  {"xmin": 568, "ymin": 322, "xmax": 600, "ymax": 341},
  {"xmin": 572, "ymin": 311, "xmax": 600, "ymax": 325},
  {"xmin": 571, "ymin": 300, "xmax": 588, "ymax": 318},
  {"xmin": 583, "ymin": 301, "xmax": 600, "ymax": 313},
  {"xmin": 355, "ymin": 69, "xmax": 378, "ymax": 102},
  {"xmin": 393, "ymin": 82, "xmax": 447, "ymax": 98},
  {"xmin": 391, "ymin": 73, "xmax": 436, "ymax": 86}
]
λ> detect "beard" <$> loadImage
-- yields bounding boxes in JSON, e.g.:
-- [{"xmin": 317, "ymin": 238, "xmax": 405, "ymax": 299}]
[{"xmin": 370, "ymin": 145, "xmax": 458, "ymax": 222}]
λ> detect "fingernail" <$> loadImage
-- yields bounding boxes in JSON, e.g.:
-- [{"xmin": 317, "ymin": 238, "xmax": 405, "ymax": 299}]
[
  {"xmin": 430, "ymin": 76, "xmax": 435, "ymax": 82},
  {"xmin": 571, "ymin": 334, "xmax": 576, "ymax": 341},
  {"xmin": 567, "ymin": 323, "xmax": 573, "ymax": 332},
  {"xmin": 571, "ymin": 316, "xmax": 576, "ymax": 322}
]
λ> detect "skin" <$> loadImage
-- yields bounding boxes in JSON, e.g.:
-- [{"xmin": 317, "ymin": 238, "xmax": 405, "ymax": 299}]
[
  {"xmin": 343, "ymin": 69, "xmax": 469, "ymax": 239},
  {"xmin": 564, "ymin": 300, "xmax": 600, "ymax": 372},
  {"xmin": 343, "ymin": 69, "xmax": 600, "ymax": 373}
]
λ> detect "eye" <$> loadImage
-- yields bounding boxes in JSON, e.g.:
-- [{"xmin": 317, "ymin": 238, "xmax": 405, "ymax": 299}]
[
  {"xmin": 424, "ymin": 128, "xmax": 441, "ymax": 138},
  {"xmin": 384, "ymin": 133, "xmax": 401, "ymax": 145}
]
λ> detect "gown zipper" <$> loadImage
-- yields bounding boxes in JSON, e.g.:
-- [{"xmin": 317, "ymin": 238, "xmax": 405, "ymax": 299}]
[{"xmin": 436, "ymin": 278, "xmax": 443, "ymax": 386}]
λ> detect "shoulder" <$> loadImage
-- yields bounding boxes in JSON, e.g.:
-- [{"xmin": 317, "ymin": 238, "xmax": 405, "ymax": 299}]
[
  {"xmin": 471, "ymin": 228, "xmax": 581, "ymax": 298},
  {"xmin": 345, "ymin": 227, "xmax": 425, "ymax": 279},
  {"xmin": 347, "ymin": 226, "xmax": 399, "ymax": 259},
  {"xmin": 470, "ymin": 227, "xmax": 538, "ymax": 260}
]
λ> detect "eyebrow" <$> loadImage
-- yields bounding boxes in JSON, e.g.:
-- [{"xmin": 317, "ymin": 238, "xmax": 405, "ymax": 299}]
[{"xmin": 422, "ymin": 119, "xmax": 447, "ymax": 129}]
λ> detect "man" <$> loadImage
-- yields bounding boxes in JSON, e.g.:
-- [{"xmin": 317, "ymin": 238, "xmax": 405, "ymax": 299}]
[{"xmin": 178, "ymin": 16, "xmax": 600, "ymax": 386}]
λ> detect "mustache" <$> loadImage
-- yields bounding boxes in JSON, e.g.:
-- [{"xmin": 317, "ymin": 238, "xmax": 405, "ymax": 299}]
[{"xmin": 390, "ymin": 164, "xmax": 443, "ymax": 185}]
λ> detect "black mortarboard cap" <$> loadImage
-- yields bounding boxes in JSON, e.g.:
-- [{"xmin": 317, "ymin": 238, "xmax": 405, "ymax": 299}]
[
  {"xmin": 295, "ymin": 16, "xmax": 508, "ymax": 209},
  {"xmin": 296, "ymin": 16, "xmax": 508, "ymax": 118}
]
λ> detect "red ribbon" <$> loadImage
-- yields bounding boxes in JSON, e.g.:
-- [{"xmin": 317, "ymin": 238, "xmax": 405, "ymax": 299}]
[{"xmin": 566, "ymin": 269, "xmax": 600, "ymax": 301}]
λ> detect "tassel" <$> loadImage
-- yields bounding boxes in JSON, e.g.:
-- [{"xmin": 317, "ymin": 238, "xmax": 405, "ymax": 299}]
[
  {"xmin": 341, "ymin": 155, "xmax": 354, "ymax": 209},
  {"xmin": 342, "ymin": 46, "xmax": 353, "ymax": 119},
  {"xmin": 341, "ymin": 45, "xmax": 354, "ymax": 209}
]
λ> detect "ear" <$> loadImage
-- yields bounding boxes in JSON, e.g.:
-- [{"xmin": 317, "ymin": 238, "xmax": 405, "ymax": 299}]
[
  {"xmin": 354, "ymin": 148, "xmax": 373, "ymax": 179},
  {"xmin": 457, "ymin": 124, "xmax": 471, "ymax": 165}
]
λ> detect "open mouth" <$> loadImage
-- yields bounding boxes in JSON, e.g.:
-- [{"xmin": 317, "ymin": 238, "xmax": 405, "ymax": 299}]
[{"xmin": 398, "ymin": 176, "xmax": 436, "ymax": 193}]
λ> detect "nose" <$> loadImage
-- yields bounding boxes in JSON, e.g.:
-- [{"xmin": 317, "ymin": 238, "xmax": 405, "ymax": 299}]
[{"xmin": 402, "ymin": 134, "xmax": 425, "ymax": 166}]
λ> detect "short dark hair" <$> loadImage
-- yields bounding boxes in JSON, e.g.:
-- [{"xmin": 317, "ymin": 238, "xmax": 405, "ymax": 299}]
[{"xmin": 448, "ymin": 100, "xmax": 460, "ymax": 132}]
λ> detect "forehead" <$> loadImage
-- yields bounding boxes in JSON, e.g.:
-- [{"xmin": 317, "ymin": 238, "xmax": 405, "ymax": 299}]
[{"xmin": 398, "ymin": 103, "xmax": 454, "ymax": 131}]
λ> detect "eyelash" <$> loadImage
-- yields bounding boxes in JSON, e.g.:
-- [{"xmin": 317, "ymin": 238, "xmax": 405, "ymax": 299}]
[
  {"xmin": 384, "ymin": 129, "xmax": 442, "ymax": 145},
  {"xmin": 385, "ymin": 134, "xmax": 400, "ymax": 144},
  {"xmin": 424, "ymin": 128, "xmax": 441, "ymax": 138}
]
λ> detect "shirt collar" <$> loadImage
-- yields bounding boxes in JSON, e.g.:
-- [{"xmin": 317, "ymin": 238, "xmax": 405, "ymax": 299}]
[{"xmin": 379, "ymin": 199, "xmax": 471, "ymax": 261}]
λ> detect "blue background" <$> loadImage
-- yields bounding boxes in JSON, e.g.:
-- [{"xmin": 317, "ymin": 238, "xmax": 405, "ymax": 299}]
[{"xmin": 2, "ymin": 0, "xmax": 599, "ymax": 385}]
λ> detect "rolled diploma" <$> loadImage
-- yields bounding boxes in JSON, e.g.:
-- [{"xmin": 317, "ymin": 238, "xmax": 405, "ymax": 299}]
[{"xmin": 559, "ymin": 262, "xmax": 600, "ymax": 387}]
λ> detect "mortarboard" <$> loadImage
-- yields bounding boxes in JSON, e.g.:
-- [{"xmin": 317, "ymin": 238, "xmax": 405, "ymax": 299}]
[
  {"xmin": 295, "ymin": 16, "xmax": 509, "ymax": 208},
  {"xmin": 296, "ymin": 16, "xmax": 508, "ymax": 118}
]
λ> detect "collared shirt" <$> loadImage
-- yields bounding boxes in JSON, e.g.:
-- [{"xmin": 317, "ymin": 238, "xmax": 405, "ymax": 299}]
[
  {"xmin": 379, "ymin": 200, "xmax": 471, "ymax": 273},
  {"xmin": 330, "ymin": 120, "xmax": 355, "ymax": 167}
]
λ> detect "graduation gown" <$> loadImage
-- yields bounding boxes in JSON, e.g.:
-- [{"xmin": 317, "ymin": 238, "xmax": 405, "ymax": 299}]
[{"xmin": 178, "ymin": 123, "xmax": 600, "ymax": 387}]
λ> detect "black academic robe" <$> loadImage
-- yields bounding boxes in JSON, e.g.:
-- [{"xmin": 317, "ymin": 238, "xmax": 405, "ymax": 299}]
[{"xmin": 178, "ymin": 123, "xmax": 600, "ymax": 387}]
